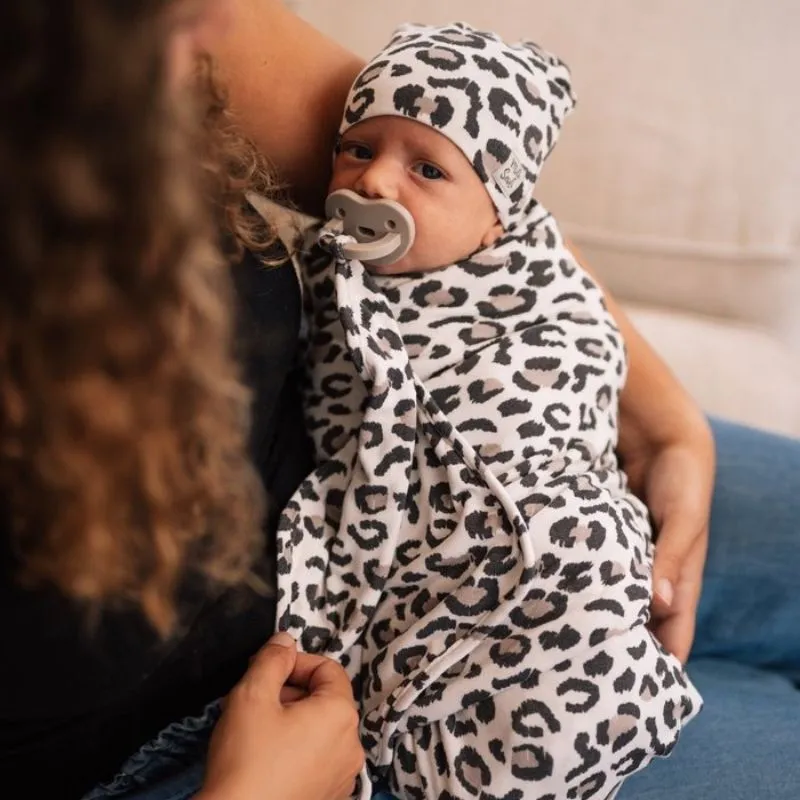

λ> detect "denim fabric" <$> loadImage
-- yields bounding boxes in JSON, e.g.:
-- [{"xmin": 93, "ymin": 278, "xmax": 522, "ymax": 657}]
[
  {"xmin": 692, "ymin": 420, "xmax": 800, "ymax": 678},
  {"xmin": 85, "ymin": 419, "xmax": 800, "ymax": 800},
  {"xmin": 617, "ymin": 658, "xmax": 800, "ymax": 799},
  {"xmin": 617, "ymin": 419, "xmax": 800, "ymax": 799},
  {"xmin": 82, "ymin": 702, "xmax": 220, "ymax": 800}
]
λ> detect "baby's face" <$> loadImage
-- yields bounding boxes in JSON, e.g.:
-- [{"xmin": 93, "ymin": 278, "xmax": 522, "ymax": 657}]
[{"xmin": 329, "ymin": 117, "xmax": 503, "ymax": 275}]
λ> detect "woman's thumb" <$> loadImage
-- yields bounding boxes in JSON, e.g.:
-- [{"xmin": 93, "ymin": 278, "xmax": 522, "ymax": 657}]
[
  {"xmin": 650, "ymin": 520, "xmax": 696, "ymax": 618},
  {"xmin": 244, "ymin": 632, "xmax": 299, "ymax": 693},
  {"xmin": 270, "ymin": 631, "xmax": 297, "ymax": 649}
]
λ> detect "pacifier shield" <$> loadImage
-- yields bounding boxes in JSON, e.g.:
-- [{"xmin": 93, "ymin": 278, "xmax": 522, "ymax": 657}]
[{"xmin": 324, "ymin": 189, "xmax": 416, "ymax": 267}]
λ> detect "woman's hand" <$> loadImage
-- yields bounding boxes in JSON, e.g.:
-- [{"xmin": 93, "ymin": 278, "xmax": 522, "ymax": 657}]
[
  {"xmin": 618, "ymin": 405, "xmax": 715, "ymax": 663},
  {"xmin": 198, "ymin": 632, "xmax": 365, "ymax": 800}
]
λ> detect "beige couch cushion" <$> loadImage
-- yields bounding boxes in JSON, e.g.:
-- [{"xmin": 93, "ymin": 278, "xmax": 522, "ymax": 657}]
[{"xmin": 626, "ymin": 305, "xmax": 800, "ymax": 436}]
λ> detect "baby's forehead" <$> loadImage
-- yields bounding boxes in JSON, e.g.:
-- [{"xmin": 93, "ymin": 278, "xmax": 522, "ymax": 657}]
[{"xmin": 343, "ymin": 116, "xmax": 466, "ymax": 159}]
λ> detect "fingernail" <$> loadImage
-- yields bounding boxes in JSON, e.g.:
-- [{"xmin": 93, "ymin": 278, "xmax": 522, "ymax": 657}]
[
  {"xmin": 656, "ymin": 578, "xmax": 674, "ymax": 608},
  {"xmin": 271, "ymin": 631, "xmax": 296, "ymax": 648}
]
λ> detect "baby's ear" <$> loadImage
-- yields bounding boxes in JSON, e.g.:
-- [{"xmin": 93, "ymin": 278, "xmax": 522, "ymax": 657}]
[{"xmin": 481, "ymin": 219, "xmax": 505, "ymax": 248}]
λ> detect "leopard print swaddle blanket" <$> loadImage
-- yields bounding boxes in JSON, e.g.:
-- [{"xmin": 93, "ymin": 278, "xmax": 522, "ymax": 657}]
[
  {"xmin": 276, "ymin": 203, "xmax": 701, "ymax": 799},
  {"xmin": 275, "ymin": 22, "xmax": 701, "ymax": 800}
]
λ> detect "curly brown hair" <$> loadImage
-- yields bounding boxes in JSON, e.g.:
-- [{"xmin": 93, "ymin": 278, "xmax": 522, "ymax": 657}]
[{"xmin": 0, "ymin": 1, "xmax": 278, "ymax": 633}]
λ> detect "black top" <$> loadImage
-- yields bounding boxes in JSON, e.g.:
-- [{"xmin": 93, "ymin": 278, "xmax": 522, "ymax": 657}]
[{"xmin": 0, "ymin": 250, "xmax": 313, "ymax": 799}]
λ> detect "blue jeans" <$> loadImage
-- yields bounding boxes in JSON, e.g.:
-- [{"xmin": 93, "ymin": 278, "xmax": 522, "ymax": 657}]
[
  {"xmin": 82, "ymin": 703, "xmax": 221, "ymax": 800},
  {"xmin": 85, "ymin": 419, "xmax": 800, "ymax": 800},
  {"xmin": 617, "ymin": 419, "xmax": 800, "ymax": 800}
]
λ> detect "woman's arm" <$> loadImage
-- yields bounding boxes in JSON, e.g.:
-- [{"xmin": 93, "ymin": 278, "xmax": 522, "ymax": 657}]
[
  {"xmin": 211, "ymin": 0, "xmax": 364, "ymax": 214},
  {"xmin": 569, "ymin": 240, "xmax": 716, "ymax": 662}
]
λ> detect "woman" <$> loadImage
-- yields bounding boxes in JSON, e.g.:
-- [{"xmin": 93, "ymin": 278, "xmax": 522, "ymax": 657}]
[
  {"xmin": 1, "ymin": 2, "xmax": 360, "ymax": 799},
  {"xmin": 0, "ymin": 2, "xmax": 797, "ymax": 800}
]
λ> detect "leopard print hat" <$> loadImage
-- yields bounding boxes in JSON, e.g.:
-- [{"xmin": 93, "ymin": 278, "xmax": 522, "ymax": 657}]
[{"xmin": 340, "ymin": 22, "xmax": 577, "ymax": 231}]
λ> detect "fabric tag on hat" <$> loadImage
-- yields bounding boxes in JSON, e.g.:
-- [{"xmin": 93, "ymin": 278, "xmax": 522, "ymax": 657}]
[{"xmin": 492, "ymin": 153, "xmax": 525, "ymax": 199}]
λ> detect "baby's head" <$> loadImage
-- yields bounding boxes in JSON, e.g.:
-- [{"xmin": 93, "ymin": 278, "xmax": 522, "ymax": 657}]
[{"xmin": 330, "ymin": 22, "xmax": 576, "ymax": 275}]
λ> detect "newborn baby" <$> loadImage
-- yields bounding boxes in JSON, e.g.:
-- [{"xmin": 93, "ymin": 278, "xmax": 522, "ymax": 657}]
[{"xmin": 278, "ymin": 22, "xmax": 701, "ymax": 800}]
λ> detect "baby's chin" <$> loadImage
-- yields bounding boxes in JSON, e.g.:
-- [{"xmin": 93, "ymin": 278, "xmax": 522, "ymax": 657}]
[
  {"xmin": 365, "ymin": 257, "xmax": 440, "ymax": 277},
  {"xmin": 365, "ymin": 248, "xmax": 478, "ymax": 277}
]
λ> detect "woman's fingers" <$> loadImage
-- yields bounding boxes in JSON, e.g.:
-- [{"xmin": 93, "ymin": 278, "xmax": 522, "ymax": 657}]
[
  {"xmin": 236, "ymin": 632, "xmax": 298, "ymax": 701},
  {"xmin": 642, "ymin": 435, "xmax": 714, "ymax": 661},
  {"xmin": 279, "ymin": 685, "xmax": 308, "ymax": 704},
  {"xmin": 651, "ymin": 528, "xmax": 708, "ymax": 662},
  {"xmin": 651, "ymin": 510, "xmax": 705, "ymax": 620},
  {"xmin": 290, "ymin": 650, "xmax": 358, "ymax": 703}
]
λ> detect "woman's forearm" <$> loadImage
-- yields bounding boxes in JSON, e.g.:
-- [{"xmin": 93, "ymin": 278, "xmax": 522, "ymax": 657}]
[{"xmin": 211, "ymin": 0, "xmax": 364, "ymax": 214}]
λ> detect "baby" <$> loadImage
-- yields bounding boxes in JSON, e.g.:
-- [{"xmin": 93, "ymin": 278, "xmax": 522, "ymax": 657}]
[{"xmin": 278, "ymin": 22, "xmax": 701, "ymax": 800}]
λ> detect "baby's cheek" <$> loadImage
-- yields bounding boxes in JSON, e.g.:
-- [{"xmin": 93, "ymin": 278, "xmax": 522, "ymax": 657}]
[
  {"xmin": 409, "ymin": 229, "xmax": 438, "ymax": 264},
  {"xmin": 328, "ymin": 169, "xmax": 349, "ymax": 194}
]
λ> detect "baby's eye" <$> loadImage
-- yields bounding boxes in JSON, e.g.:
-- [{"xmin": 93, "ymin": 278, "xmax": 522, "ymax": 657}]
[
  {"xmin": 414, "ymin": 162, "xmax": 445, "ymax": 181},
  {"xmin": 342, "ymin": 143, "xmax": 373, "ymax": 161}
]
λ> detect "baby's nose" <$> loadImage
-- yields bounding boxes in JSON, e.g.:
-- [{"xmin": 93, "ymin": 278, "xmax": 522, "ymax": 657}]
[{"xmin": 356, "ymin": 161, "xmax": 399, "ymax": 201}]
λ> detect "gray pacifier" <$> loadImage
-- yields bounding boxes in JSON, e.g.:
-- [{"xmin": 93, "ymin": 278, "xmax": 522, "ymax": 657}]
[{"xmin": 322, "ymin": 189, "xmax": 416, "ymax": 268}]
